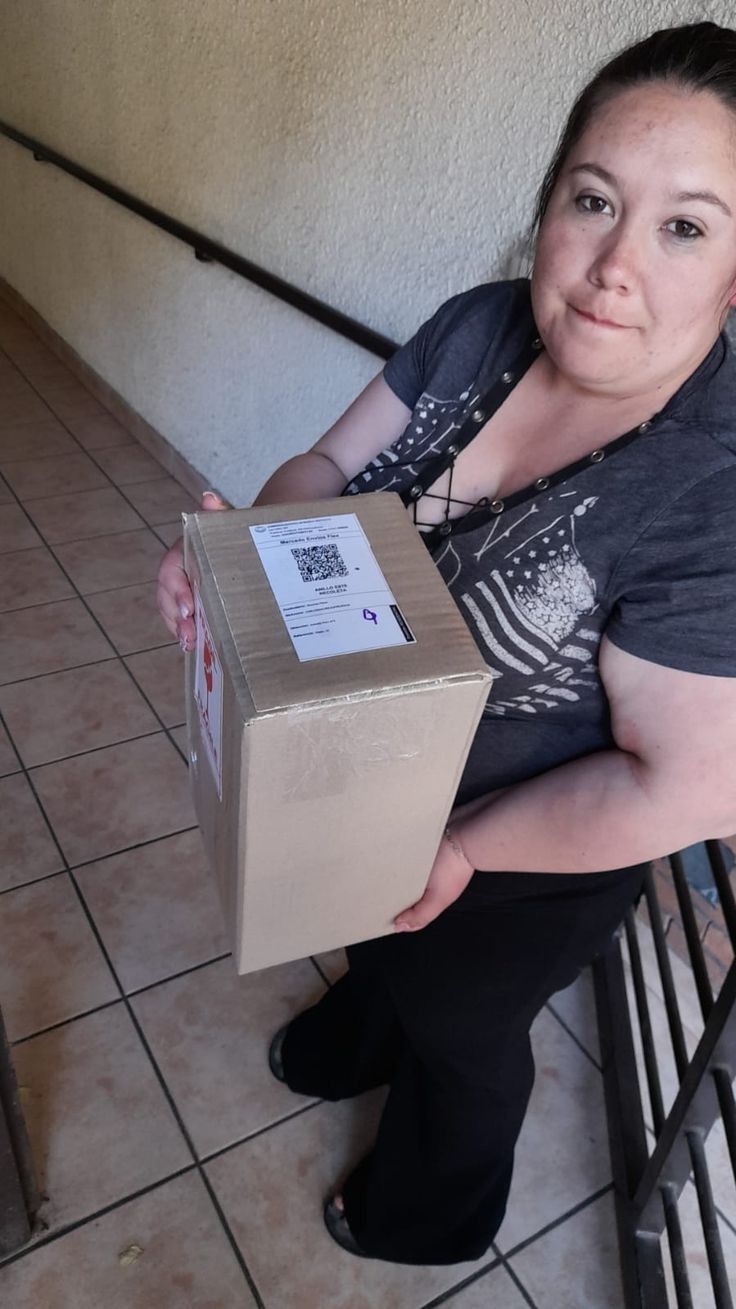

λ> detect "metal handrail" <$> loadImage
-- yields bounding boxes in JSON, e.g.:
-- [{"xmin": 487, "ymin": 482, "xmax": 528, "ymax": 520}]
[{"xmin": 0, "ymin": 119, "xmax": 398, "ymax": 362}]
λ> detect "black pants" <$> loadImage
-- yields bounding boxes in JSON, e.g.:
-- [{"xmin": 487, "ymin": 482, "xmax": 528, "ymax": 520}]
[{"xmin": 281, "ymin": 863, "xmax": 646, "ymax": 1266}]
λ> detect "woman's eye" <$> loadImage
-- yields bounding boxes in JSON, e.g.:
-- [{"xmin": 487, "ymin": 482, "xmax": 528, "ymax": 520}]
[
  {"xmin": 664, "ymin": 219, "xmax": 703, "ymax": 242},
  {"xmin": 576, "ymin": 193, "xmax": 613, "ymax": 216}
]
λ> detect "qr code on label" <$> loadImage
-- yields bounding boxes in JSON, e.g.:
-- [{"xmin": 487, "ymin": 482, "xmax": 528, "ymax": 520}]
[{"xmin": 291, "ymin": 543, "xmax": 349, "ymax": 583}]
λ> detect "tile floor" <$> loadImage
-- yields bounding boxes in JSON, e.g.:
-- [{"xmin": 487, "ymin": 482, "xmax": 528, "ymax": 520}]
[{"xmin": 0, "ymin": 297, "xmax": 732, "ymax": 1307}]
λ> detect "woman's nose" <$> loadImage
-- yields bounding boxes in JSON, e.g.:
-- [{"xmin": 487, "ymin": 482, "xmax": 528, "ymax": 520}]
[{"xmin": 587, "ymin": 227, "xmax": 639, "ymax": 293}]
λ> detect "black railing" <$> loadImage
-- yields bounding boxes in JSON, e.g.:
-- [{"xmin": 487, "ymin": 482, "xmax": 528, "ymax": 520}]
[
  {"xmin": 594, "ymin": 848, "xmax": 736, "ymax": 1309},
  {"xmin": 1, "ymin": 117, "xmax": 734, "ymax": 1306},
  {"xmin": 0, "ymin": 120, "xmax": 398, "ymax": 362}
]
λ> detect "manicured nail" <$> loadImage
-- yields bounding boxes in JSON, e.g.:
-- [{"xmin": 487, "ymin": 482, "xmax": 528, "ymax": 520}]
[
  {"xmin": 395, "ymin": 922, "xmax": 412, "ymax": 933},
  {"xmin": 180, "ymin": 604, "xmax": 190, "ymax": 618}
]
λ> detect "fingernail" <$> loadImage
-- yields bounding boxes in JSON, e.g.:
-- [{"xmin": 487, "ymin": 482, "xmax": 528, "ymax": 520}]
[
  {"xmin": 179, "ymin": 636, "xmax": 190, "ymax": 653},
  {"xmin": 180, "ymin": 604, "xmax": 190, "ymax": 619},
  {"xmin": 203, "ymin": 490, "xmax": 218, "ymax": 499},
  {"xmin": 395, "ymin": 922, "xmax": 412, "ymax": 933}
]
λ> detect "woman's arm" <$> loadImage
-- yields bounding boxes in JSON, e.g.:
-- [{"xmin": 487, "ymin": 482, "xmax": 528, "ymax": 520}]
[
  {"xmin": 396, "ymin": 637, "xmax": 736, "ymax": 928},
  {"xmin": 158, "ymin": 374, "xmax": 411, "ymax": 644}
]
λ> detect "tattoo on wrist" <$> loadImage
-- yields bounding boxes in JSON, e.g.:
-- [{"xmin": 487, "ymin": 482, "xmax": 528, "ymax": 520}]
[{"xmin": 443, "ymin": 826, "xmax": 474, "ymax": 871}]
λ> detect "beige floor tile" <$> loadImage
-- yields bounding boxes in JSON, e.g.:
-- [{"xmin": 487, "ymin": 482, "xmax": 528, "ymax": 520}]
[
  {"xmin": 94, "ymin": 445, "xmax": 166, "ymax": 485},
  {"xmin": 0, "ymin": 721, "xmax": 20, "ymax": 776},
  {"xmin": 495, "ymin": 1008, "xmax": 610, "ymax": 1252},
  {"xmin": 169, "ymin": 724, "xmax": 189, "ymax": 758},
  {"xmin": 132, "ymin": 956, "xmax": 324, "ymax": 1156},
  {"xmin": 64, "ymin": 413, "xmax": 135, "ymax": 450},
  {"xmin": 441, "ymin": 1265, "xmax": 530, "ymax": 1308},
  {"xmin": 0, "ymin": 420, "xmax": 77, "ymax": 461},
  {"xmin": 54, "ymin": 528, "xmax": 166, "ymax": 594},
  {"xmin": 0, "ymin": 547, "xmax": 75, "ymax": 612},
  {"xmin": 77, "ymin": 830, "xmax": 227, "ymax": 992},
  {"xmin": 0, "ymin": 873, "xmax": 117, "ymax": 1040},
  {"xmin": 314, "ymin": 949, "xmax": 348, "ymax": 984},
  {"xmin": 0, "ymin": 452, "xmax": 108, "ymax": 500},
  {"xmin": 154, "ymin": 521, "xmax": 185, "ymax": 548},
  {"xmin": 206, "ymin": 1095, "xmax": 488, "ymax": 1307},
  {"xmin": 0, "ymin": 598, "xmax": 114, "ymax": 685},
  {"xmin": 32, "ymin": 733, "xmax": 194, "ymax": 866},
  {"xmin": 122, "ymin": 476, "xmax": 199, "ymax": 525},
  {"xmin": 11, "ymin": 1005, "xmax": 189, "ymax": 1234},
  {"xmin": 0, "ymin": 773, "xmax": 64, "ymax": 891},
  {"xmin": 25, "ymin": 486, "xmax": 145, "ymax": 544},
  {"xmin": 0, "ymin": 1171, "xmax": 256, "ymax": 1308},
  {"xmin": 125, "ymin": 644, "xmax": 186, "ymax": 727},
  {"xmin": 509, "ymin": 1192, "xmax": 624, "ymax": 1308},
  {"xmin": 0, "ymin": 474, "xmax": 13, "ymax": 503},
  {"xmin": 0, "ymin": 392, "xmax": 48, "ymax": 426},
  {"xmin": 0, "ymin": 660, "xmax": 159, "ymax": 766},
  {"xmin": 85, "ymin": 582, "xmax": 175, "ymax": 655},
  {"xmin": 547, "ymin": 966, "xmax": 600, "ymax": 1065},
  {"xmin": 36, "ymin": 386, "xmax": 108, "ymax": 423},
  {"xmin": 0, "ymin": 504, "xmax": 43, "ymax": 553}
]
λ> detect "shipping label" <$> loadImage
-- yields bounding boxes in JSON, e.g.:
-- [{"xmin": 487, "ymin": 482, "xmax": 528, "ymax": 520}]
[{"xmin": 249, "ymin": 513, "xmax": 416, "ymax": 662}]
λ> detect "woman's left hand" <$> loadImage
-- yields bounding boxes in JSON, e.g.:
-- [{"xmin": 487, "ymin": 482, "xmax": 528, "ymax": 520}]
[{"xmin": 394, "ymin": 829, "xmax": 475, "ymax": 932}]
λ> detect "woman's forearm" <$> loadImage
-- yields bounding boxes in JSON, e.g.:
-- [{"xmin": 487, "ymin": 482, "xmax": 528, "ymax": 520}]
[
  {"xmin": 252, "ymin": 450, "xmax": 347, "ymax": 506},
  {"xmin": 453, "ymin": 748, "xmax": 705, "ymax": 874}
]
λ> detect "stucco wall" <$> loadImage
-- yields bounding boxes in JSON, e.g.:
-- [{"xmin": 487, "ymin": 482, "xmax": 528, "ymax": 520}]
[{"xmin": 0, "ymin": 0, "xmax": 731, "ymax": 501}]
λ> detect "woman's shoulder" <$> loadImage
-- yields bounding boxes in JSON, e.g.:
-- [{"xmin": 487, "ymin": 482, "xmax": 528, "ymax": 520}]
[{"xmin": 419, "ymin": 278, "xmax": 531, "ymax": 347}]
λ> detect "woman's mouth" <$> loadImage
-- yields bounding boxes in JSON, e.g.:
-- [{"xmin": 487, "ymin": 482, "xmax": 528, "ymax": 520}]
[{"xmin": 571, "ymin": 305, "xmax": 629, "ymax": 330}]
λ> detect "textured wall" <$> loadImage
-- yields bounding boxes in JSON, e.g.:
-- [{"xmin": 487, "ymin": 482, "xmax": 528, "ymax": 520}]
[{"xmin": 0, "ymin": 0, "xmax": 731, "ymax": 501}]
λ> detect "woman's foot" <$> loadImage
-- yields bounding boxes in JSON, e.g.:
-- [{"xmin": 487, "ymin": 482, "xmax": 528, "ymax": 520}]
[
  {"xmin": 268, "ymin": 1024, "xmax": 289, "ymax": 1083},
  {"xmin": 323, "ymin": 1194, "xmax": 369, "ymax": 1258}
]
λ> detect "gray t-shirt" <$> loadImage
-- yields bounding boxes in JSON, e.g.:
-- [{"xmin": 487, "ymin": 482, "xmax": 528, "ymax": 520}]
[{"xmin": 343, "ymin": 280, "xmax": 736, "ymax": 803}]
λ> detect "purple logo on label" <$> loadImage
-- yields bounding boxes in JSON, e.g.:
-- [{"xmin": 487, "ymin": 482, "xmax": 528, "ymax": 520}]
[{"xmin": 362, "ymin": 608, "xmax": 378, "ymax": 625}]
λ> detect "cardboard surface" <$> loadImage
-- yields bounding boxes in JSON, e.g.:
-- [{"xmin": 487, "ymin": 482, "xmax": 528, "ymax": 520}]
[{"xmin": 184, "ymin": 493, "xmax": 493, "ymax": 974}]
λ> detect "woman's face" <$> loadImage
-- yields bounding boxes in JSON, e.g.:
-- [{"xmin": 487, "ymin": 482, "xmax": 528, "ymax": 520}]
[{"xmin": 531, "ymin": 83, "xmax": 736, "ymax": 401}]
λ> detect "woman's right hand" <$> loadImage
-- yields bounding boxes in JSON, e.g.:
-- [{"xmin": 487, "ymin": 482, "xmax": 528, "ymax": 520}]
[{"xmin": 156, "ymin": 490, "xmax": 229, "ymax": 650}]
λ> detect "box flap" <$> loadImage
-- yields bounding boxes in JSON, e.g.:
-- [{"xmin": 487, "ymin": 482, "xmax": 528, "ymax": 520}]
[{"xmin": 187, "ymin": 494, "xmax": 492, "ymax": 715}]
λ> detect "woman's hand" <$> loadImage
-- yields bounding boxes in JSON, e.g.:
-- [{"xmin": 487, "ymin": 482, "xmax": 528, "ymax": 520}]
[
  {"xmin": 394, "ymin": 826, "xmax": 475, "ymax": 932},
  {"xmin": 156, "ymin": 490, "xmax": 228, "ymax": 650}
]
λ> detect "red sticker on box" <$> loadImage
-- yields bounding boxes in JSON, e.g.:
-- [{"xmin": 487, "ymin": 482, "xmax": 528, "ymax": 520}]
[{"xmin": 194, "ymin": 586, "xmax": 223, "ymax": 799}]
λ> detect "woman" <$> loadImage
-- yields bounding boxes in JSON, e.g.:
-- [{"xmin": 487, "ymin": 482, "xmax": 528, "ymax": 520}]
[{"xmin": 158, "ymin": 22, "xmax": 736, "ymax": 1266}]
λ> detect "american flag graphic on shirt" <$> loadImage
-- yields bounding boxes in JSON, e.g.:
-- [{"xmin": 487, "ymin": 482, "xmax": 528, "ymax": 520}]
[
  {"xmin": 434, "ymin": 493, "xmax": 601, "ymax": 715},
  {"xmin": 345, "ymin": 391, "xmax": 604, "ymax": 718}
]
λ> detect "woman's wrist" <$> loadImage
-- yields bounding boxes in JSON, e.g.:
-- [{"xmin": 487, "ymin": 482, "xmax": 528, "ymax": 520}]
[{"xmin": 443, "ymin": 825, "xmax": 474, "ymax": 872}]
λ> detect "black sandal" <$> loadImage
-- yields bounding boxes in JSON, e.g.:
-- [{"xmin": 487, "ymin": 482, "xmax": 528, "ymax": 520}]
[
  {"xmin": 323, "ymin": 1197, "xmax": 369, "ymax": 1258},
  {"xmin": 268, "ymin": 1024, "xmax": 289, "ymax": 1083}
]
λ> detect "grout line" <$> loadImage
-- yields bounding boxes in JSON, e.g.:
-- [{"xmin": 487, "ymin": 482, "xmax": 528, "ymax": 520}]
[
  {"xmin": 127, "ymin": 952, "xmax": 233, "ymax": 999},
  {"xmin": 496, "ymin": 1182, "xmax": 615, "ymax": 1263},
  {"xmin": 21, "ymin": 728, "xmax": 178, "ymax": 772},
  {"xmin": 309, "ymin": 956, "xmax": 333, "ymax": 988},
  {"xmin": 1, "ymin": 654, "xmax": 120, "ymax": 688},
  {"xmin": 416, "ymin": 1254, "xmax": 503, "ymax": 1309},
  {"xmin": 0, "ymin": 1164, "xmax": 198, "ymax": 1271},
  {"xmin": 0, "ymin": 824, "xmax": 200, "ymax": 899},
  {"xmin": 0, "ymin": 867, "xmax": 66, "ymax": 900},
  {"xmin": 10, "ymin": 998, "xmax": 124, "ymax": 1047},
  {"xmin": 497, "ymin": 1257, "xmax": 539, "ymax": 1308},
  {"xmin": 545, "ymin": 997, "xmax": 602, "ymax": 1072},
  {"xmin": 200, "ymin": 1099, "xmax": 325, "ymax": 1166}
]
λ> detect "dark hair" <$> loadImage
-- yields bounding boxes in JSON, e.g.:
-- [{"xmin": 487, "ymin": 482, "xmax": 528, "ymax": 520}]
[{"xmin": 532, "ymin": 21, "xmax": 736, "ymax": 235}]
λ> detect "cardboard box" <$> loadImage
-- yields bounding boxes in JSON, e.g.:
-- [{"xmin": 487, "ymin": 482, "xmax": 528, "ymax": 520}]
[{"xmin": 183, "ymin": 493, "xmax": 492, "ymax": 974}]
